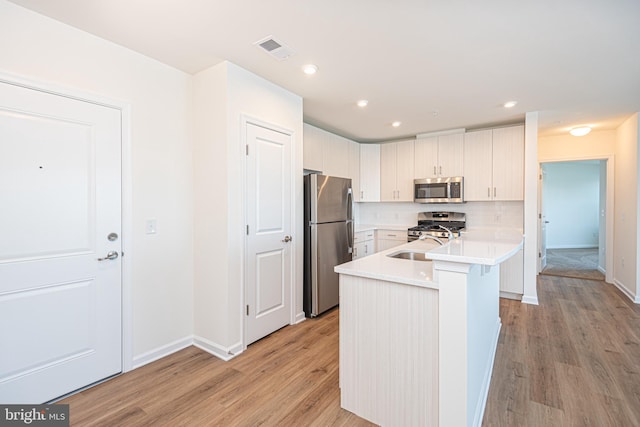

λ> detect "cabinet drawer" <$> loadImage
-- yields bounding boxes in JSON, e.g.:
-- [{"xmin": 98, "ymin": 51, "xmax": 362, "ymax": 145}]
[
  {"xmin": 354, "ymin": 230, "xmax": 374, "ymax": 243},
  {"xmin": 375, "ymin": 230, "xmax": 406, "ymax": 241}
]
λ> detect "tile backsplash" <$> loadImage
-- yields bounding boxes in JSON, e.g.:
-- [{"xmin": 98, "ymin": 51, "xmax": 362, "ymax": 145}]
[{"xmin": 356, "ymin": 201, "xmax": 524, "ymax": 230}]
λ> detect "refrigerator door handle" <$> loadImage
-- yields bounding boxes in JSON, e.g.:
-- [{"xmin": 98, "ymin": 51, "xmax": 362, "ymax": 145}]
[
  {"xmin": 346, "ymin": 220, "xmax": 354, "ymax": 254},
  {"xmin": 347, "ymin": 187, "xmax": 353, "ymax": 221}
]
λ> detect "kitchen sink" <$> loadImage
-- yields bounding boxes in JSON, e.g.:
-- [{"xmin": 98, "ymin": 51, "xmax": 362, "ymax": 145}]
[{"xmin": 387, "ymin": 250, "xmax": 432, "ymax": 262}]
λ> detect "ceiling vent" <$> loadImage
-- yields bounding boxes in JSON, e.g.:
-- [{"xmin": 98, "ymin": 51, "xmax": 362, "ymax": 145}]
[{"xmin": 254, "ymin": 36, "xmax": 295, "ymax": 60}]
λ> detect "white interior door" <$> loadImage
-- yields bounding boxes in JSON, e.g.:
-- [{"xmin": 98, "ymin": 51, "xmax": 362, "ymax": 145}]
[
  {"xmin": 0, "ymin": 81, "xmax": 122, "ymax": 403},
  {"xmin": 245, "ymin": 122, "xmax": 292, "ymax": 345},
  {"xmin": 538, "ymin": 167, "xmax": 548, "ymax": 272}
]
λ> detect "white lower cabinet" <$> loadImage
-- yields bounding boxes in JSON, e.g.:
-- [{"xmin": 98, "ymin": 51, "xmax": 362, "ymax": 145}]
[
  {"xmin": 500, "ymin": 248, "xmax": 524, "ymax": 298},
  {"xmin": 375, "ymin": 229, "xmax": 407, "ymax": 251},
  {"xmin": 353, "ymin": 230, "xmax": 375, "ymax": 259}
]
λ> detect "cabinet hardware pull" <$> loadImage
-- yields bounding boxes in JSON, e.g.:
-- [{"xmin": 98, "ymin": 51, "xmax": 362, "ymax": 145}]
[
  {"xmin": 439, "ymin": 166, "xmax": 442, "ymax": 175},
  {"xmin": 494, "ymin": 187, "xmax": 497, "ymax": 197},
  {"xmin": 433, "ymin": 166, "xmax": 436, "ymax": 175},
  {"xmin": 488, "ymin": 187, "xmax": 490, "ymax": 198}
]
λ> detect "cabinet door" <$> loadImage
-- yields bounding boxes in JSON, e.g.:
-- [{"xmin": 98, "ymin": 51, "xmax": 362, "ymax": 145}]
[
  {"xmin": 492, "ymin": 125, "xmax": 524, "ymax": 201},
  {"xmin": 500, "ymin": 249, "xmax": 524, "ymax": 294},
  {"xmin": 359, "ymin": 144, "xmax": 380, "ymax": 202},
  {"xmin": 353, "ymin": 241, "xmax": 366, "ymax": 259},
  {"xmin": 348, "ymin": 141, "xmax": 361, "ymax": 202},
  {"xmin": 395, "ymin": 140, "xmax": 415, "ymax": 201},
  {"xmin": 323, "ymin": 136, "xmax": 349, "ymax": 178},
  {"xmin": 303, "ymin": 123, "xmax": 324, "ymax": 172},
  {"xmin": 437, "ymin": 133, "xmax": 464, "ymax": 177},
  {"xmin": 414, "ymin": 137, "xmax": 438, "ymax": 178},
  {"xmin": 463, "ymin": 130, "xmax": 493, "ymax": 201},
  {"xmin": 379, "ymin": 142, "xmax": 397, "ymax": 202}
]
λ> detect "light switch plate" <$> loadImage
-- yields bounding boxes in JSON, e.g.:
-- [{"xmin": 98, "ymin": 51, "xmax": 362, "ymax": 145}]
[{"xmin": 145, "ymin": 218, "xmax": 157, "ymax": 234}]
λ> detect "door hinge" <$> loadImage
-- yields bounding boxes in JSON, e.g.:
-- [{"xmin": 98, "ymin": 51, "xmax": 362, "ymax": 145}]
[
  {"xmin": 539, "ymin": 174, "xmax": 542, "ymax": 180},
  {"xmin": 246, "ymin": 305, "xmax": 249, "ymax": 316},
  {"xmin": 538, "ymin": 252, "xmax": 542, "ymax": 258},
  {"xmin": 246, "ymin": 145, "xmax": 249, "ymax": 156},
  {"xmin": 246, "ymin": 225, "xmax": 249, "ymax": 235},
  {"xmin": 538, "ymin": 213, "xmax": 542, "ymax": 219}
]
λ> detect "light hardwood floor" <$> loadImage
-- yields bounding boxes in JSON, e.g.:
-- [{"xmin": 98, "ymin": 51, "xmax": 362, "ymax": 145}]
[
  {"xmin": 62, "ymin": 275, "xmax": 640, "ymax": 426},
  {"xmin": 61, "ymin": 308, "xmax": 374, "ymax": 426},
  {"xmin": 483, "ymin": 275, "xmax": 640, "ymax": 426}
]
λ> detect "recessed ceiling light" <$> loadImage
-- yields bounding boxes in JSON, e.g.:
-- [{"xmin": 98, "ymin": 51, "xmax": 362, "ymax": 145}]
[
  {"xmin": 357, "ymin": 100, "xmax": 368, "ymax": 108},
  {"xmin": 303, "ymin": 64, "xmax": 318, "ymax": 75},
  {"xmin": 392, "ymin": 121, "xmax": 401, "ymax": 128},
  {"xmin": 569, "ymin": 126, "xmax": 592, "ymax": 137},
  {"xmin": 503, "ymin": 101, "xmax": 518, "ymax": 108}
]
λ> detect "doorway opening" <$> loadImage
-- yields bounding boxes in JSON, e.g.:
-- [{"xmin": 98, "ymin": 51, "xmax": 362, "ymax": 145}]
[{"xmin": 539, "ymin": 159, "xmax": 607, "ymax": 281}]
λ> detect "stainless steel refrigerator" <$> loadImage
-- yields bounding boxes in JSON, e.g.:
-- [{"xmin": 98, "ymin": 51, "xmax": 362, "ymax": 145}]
[{"xmin": 304, "ymin": 174, "xmax": 353, "ymax": 317}]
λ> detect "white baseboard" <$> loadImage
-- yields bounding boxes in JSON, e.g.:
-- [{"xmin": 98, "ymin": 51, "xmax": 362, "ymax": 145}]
[
  {"xmin": 613, "ymin": 279, "xmax": 640, "ymax": 304},
  {"xmin": 499, "ymin": 291, "xmax": 522, "ymax": 301},
  {"xmin": 547, "ymin": 245, "xmax": 598, "ymax": 249},
  {"xmin": 598, "ymin": 265, "xmax": 606, "ymax": 275},
  {"xmin": 132, "ymin": 336, "xmax": 193, "ymax": 370},
  {"xmin": 473, "ymin": 319, "xmax": 502, "ymax": 427},
  {"xmin": 521, "ymin": 295, "xmax": 539, "ymax": 305},
  {"xmin": 193, "ymin": 336, "xmax": 244, "ymax": 361},
  {"xmin": 294, "ymin": 311, "xmax": 306, "ymax": 324}
]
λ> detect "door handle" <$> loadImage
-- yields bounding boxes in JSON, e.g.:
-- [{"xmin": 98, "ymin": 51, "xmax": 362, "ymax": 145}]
[
  {"xmin": 282, "ymin": 235, "xmax": 292, "ymax": 242},
  {"xmin": 98, "ymin": 251, "xmax": 119, "ymax": 261}
]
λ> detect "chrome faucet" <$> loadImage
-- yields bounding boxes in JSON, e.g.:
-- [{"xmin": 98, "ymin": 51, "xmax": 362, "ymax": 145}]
[
  {"xmin": 438, "ymin": 224, "xmax": 455, "ymax": 239},
  {"xmin": 418, "ymin": 234, "xmax": 444, "ymax": 245}
]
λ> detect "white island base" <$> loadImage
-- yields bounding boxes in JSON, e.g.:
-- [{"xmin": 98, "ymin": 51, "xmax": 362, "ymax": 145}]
[{"xmin": 336, "ymin": 232, "xmax": 522, "ymax": 426}]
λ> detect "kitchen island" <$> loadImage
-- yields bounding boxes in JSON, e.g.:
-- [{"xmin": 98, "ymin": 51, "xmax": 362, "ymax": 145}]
[{"xmin": 335, "ymin": 230, "xmax": 523, "ymax": 427}]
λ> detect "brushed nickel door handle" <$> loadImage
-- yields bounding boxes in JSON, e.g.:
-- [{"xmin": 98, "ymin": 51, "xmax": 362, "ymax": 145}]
[
  {"xmin": 282, "ymin": 235, "xmax": 292, "ymax": 243},
  {"xmin": 98, "ymin": 251, "xmax": 119, "ymax": 261}
]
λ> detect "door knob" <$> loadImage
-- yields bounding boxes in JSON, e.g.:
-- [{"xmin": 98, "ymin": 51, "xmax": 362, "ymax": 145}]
[
  {"xmin": 98, "ymin": 251, "xmax": 119, "ymax": 261},
  {"xmin": 282, "ymin": 235, "xmax": 292, "ymax": 243}
]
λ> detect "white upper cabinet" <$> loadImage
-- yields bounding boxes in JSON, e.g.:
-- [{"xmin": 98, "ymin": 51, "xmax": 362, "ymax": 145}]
[
  {"xmin": 380, "ymin": 139, "xmax": 415, "ymax": 202},
  {"xmin": 359, "ymin": 143, "xmax": 381, "ymax": 202},
  {"xmin": 304, "ymin": 124, "xmax": 360, "ymax": 199},
  {"xmin": 491, "ymin": 125, "xmax": 524, "ymax": 201},
  {"xmin": 303, "ymin": 123, "xmax": 324, "ymax": 172},
  {"xmin": 348, "ymin": 140, "xmax": 361, "ymax": 202},
  {"xmin": 414, "ymin": 133, "xmax": 463, "ymax": 179},
  {"xmin": 323, "ymin": 135, "xmax": 349, "ymax": 178},
  {"xmin": 463, "ymin": 130, "xmax": 493, "ymax": 201},
  {"xmin": 463, "ymin": 125, "xmax": 524, "ymax": 201}
]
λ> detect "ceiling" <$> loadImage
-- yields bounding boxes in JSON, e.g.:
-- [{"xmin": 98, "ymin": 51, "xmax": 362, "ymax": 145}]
[{"xmin": 8, "ymin": 0, "xmax": 640, "ymax": 142}]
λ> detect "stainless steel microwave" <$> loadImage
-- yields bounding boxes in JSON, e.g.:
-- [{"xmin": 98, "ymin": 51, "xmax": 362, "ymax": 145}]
[{"xmin": 414, "ymin": 176, "xmax": 464, "ymax": 203}]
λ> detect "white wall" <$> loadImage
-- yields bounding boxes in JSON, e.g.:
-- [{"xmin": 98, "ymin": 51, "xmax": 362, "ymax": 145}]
[
  {"xmin": 615, "ymin": 114, "xmax": 639, "ymax": 300},
  {"xmin": 193, "ymin": 62, "xmax": 303, "ymax": 355},
  {"xmin": 542, "ymin": 161, "xmax": 600, "ymax": 249},
  {"xmin": 0, "ymin": 1, "xmax": 195, "ymax": 363},
  {"xmin": 539, "ymin": 130, "xmax": 617, "ymax": 161}
]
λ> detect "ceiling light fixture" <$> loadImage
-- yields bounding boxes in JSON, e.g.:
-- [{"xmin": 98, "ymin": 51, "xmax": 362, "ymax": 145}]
[
  {"xmin": 392, "ymin": 121, "xmax": 401, "ymax": 128},
  {"xmin": 303, "ymin": 64, "xmax": 318, "ymax": 75},
  {"xmin": 357, "ymin": 100, "xmax": 368, "ymax": 108},
  {"xmin": 569, "ymin": 126, "xmax": 592, "ymax": 137},
  {"xmin": 503, "ymin": 101, "xmax": 517, "ymax": 108}
]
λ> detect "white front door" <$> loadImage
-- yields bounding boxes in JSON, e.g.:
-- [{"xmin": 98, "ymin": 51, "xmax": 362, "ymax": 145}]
[
  {"xmin": 0, "ymin": 81, "xmax": 122, "ymax": 403},
  {"xmin": 245, "ymin": 122, "xmax": 292, "ymax": 345}
]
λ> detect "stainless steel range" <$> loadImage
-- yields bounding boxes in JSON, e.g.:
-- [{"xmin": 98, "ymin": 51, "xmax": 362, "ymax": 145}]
[{"xmin": 407, "ymin": 211, "xmax": 466, "ymax": 241}]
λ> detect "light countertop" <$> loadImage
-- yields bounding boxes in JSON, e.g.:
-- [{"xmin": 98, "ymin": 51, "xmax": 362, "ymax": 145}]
[
  {"xmin": 335, "ymin": 239, "xmax": 441, "ymax": 288},
  {"xmin": 335, "ymin": 229, "xmax": 523, "ymax": 289}
]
